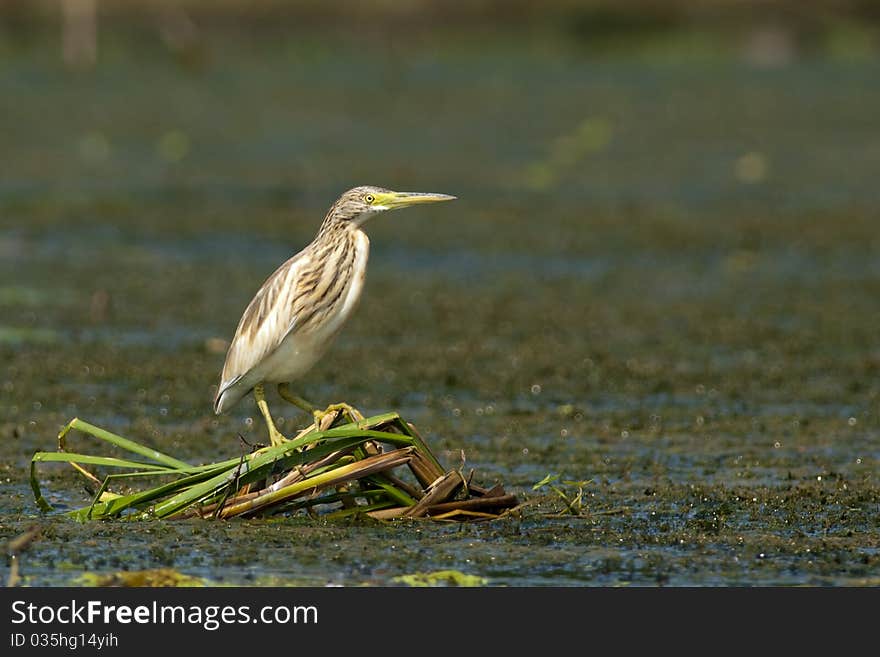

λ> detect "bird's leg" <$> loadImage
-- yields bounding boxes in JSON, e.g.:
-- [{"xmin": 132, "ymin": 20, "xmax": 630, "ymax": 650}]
[
  {"xmin": 253, "ymin": 384, "xmax": 286, "ymax": 446},
  {"xmin": 277, "ymin": 383, "xmax": 317, "ymax": 413},
  {"xmin": 277, "ymin": 383, "xmax": 326, "ymax": 432}
]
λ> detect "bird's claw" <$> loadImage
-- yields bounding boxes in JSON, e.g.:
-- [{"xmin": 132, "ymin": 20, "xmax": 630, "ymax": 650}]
[
  {"xmin": 268, "ymin": 428, "xmax": 287, "ymax": 447},
  {"xmin": 312, "ymin": 402, "xmax": 364, "ymax": 432}
]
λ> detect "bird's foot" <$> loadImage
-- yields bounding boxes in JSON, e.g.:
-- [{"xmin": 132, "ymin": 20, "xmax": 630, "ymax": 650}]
[
  {"xmin": 312, "ymin": 402, "xmax": 365, "ymax": 431},
  {"xmin": 268, "ymin": 427, "xmax": 287, "ymax": 447}
]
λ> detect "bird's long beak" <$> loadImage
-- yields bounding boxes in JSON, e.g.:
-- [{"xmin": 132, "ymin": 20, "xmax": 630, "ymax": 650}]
[{"xmin": 377, "ymin": 191, "xmax": 457, "ymax": 210}]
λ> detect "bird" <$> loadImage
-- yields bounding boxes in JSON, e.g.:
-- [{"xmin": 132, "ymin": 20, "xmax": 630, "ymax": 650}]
[{"xmin": 213, "ymin": 185, "xmax": 456, "ymax": 446}]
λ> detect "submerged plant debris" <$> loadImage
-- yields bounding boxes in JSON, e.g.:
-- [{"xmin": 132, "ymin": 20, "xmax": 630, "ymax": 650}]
[
  {"xmin": 76, "ymin": 568, "xmax": 208, "ymax": 587},
  {"xmin": 30, "ymin": 405, "xmax": 519, "ymax": 522},
  {"xmin": 392, "ymin": 570, "xmax": 488, "ymax": 587}
]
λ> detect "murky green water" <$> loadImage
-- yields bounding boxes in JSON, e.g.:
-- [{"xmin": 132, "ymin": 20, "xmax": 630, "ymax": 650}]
[{"xmin": 1, "ymin": 23, "xmax": 879, "ymax": 585}]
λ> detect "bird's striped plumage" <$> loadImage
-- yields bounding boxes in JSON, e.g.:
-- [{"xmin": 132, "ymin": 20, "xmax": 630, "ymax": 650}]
[
  {"xmin": 214, "ymin": 191, "xmax": 372, "ymax": 414},
  {"xmin": 213, "ymin": 185, "xmax": 455, "ymax": 433}
]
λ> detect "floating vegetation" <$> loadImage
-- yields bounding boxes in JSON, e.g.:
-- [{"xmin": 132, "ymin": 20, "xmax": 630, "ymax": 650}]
[
  {"xmin": 532, "ymin": 473, "xmax": 592, "ymax": 516},
  {"xmin": 31, "ymin": 406, "xmax": 519, "ymax": 522},
  {"xmin": 393, "ymin": 570, "xmax": 488, "ymax": 587},
  {"xmin": 76, "ymin": 568, "xmax": 208, "ymax": 587}
]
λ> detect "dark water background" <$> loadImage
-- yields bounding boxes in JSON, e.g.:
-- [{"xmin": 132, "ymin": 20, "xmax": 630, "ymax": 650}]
[{"xmin": 1, "ymin": 11, "xmax": 879, "ymax": 585}]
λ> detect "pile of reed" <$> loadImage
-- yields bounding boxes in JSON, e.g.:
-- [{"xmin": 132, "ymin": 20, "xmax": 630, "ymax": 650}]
[{"xmin": 30, "ymin": 406, "xmax": 518, "ymax": 522}]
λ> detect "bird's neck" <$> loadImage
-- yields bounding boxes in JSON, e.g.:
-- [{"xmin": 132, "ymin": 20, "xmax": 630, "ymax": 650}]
[{"xmin": 317, "ymin": 215, "xmax": 361, "ymax": 240}]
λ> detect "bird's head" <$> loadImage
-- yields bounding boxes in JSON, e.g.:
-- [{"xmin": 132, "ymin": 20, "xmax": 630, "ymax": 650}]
[{"xmin": 325, "ymin": 185, "xmax": 456, "ymax": 228}]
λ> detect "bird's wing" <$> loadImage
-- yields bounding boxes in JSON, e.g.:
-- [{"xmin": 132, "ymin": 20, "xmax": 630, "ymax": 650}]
[{"xmin": 215, "ymin": 251, "xmax": 313, "ymax": 405}]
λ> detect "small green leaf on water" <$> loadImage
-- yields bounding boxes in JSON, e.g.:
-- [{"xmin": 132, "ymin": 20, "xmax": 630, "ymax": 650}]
[
  {"xmin": 393, "ymin": 570, "xmax": 487, "ymax": 587},
  {"xmin": 533, "ymin": 473, "xmax": 560, "ymax": 490}
]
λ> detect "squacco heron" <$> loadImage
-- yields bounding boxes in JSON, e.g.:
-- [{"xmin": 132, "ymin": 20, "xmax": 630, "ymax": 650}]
[{"xmin": 213, "ymin": 186, "xmax": 456, "ymax": 445}]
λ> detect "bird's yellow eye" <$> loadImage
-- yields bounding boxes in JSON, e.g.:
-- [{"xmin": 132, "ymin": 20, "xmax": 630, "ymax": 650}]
[{"xmin": 364, "ymin": 194, "xmax": 375, "ymax": 204}]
